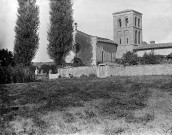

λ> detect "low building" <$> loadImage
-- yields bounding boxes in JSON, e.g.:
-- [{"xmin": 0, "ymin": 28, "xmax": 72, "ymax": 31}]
[{"xmin": 134, "ymin": 41, "xmax": 172, "ymax": 56}]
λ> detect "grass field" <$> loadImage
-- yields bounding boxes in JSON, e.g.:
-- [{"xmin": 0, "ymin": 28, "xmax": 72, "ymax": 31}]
[{"xmin": 1, "ymin": 75, "xmax": 172, "ymax": 135}]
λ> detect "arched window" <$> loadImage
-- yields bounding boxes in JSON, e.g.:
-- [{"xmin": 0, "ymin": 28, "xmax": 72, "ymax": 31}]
[
  {"xmin": 135, "ymin": 17, "xmax": 137, "ymax": 27},
  {"xmin": 120, "ymin": 39, "xmax": 122, "ymax": 44},
  {"xmin": 118, "ymin": 19, "xmax": 122, "ymax": 27},
  {"xmin": 138, "ymin": 18, "xmax": 140, "ymax": 27},
  {"xmin": 102, "ymin": 51, "xmax": 104, "ymax": 63},
  {"xmin": 138, "ymin": 31, "xmax": 141, "ymax": 44},
  {"xmin": 125, "ymin": 18, "xmax": 128, "ymax": 26},
  {"xmin": 124, "ymin": 30, "xmax": 129, "ymax": 45},
  {"xmin": 127, "ymin": 38, "xmax": 129, "ymax": 44},
  {"xmin": 135, "ymin": 30, "xmax": 137, "ymax": 44}
]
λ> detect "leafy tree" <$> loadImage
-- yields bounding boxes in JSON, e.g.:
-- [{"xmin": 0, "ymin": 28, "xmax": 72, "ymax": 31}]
[
  {"xmin": 39, "ymin": 64, "xmax": 57, "ymax": 74},
  {"xmin": 122, "ymin": 51, "xmax": 139, "ymax": 66},
  {"xmin": 47, "ymin": 0, "xmax": 73, "ymax": 67},
  {"xmin": 140, "ymin": 53, "xmax": 163, "ymax": 65},
  {"xmin": 0, "ymin": 49, "xmax": 14, "ymax": 67},
  {"xmin": 14, "ymin": 0, "xmax": 39, "ymax": 66}
]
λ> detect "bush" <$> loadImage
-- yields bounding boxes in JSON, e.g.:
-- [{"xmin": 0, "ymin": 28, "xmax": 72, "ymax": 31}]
[
  {"xmin": 140, "ymin": 53, "xmax": 163, "ymax": 65},
  {"xmin": 122, "ymin": 51, "xmax": 139, "ymax": 66},
  {"xmin": 88, "ymin": 74, "xmax": 97, "ymax": 78},
  {"xmin": 80, "ymin": 74, "xmax": 88, "ymax": 78},
  {"xmin": 0, "ymin": 65, "xmax": 35, "ymax": 84},
  {"xmin": 39, "ymin": 64, "xmax": 57, "ymax": 74},
  {"xmin": 0, "ymin": 49, "xmax": 14, "ymax": 67}
]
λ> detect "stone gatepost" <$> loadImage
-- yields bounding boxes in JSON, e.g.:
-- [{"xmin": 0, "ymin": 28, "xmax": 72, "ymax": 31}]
[{"xmin": 35, "ymin": 68, "xmax": 39, "ymax": 75}]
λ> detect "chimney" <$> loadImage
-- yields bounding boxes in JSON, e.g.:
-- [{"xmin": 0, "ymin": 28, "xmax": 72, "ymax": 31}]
[{"xmin": 150, "ymin": 41, "xmax": 155, "ymax": 44}]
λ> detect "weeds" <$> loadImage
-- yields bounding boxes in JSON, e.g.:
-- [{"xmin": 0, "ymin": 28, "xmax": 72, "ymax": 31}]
[
  {"xmin": 104, "ymin": 127, "xmax": 126, "ymax": 135},
  {"xmin": 63, "ymin": 112, "xmax": 76, "ymax": 123},
  {"xmin": 3, "ymin": 75, "xmax": 172, "ymax": 134},
  {"xmin": 125, "ymin": 113, "xmax": 155, "ymax": 124}
]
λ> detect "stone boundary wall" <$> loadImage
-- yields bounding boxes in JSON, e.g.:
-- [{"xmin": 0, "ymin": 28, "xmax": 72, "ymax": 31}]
[
  {"xmin": 58, "ymin": 66, "xmax": 97, "ymax": 78},
  {"xmin": 49, "ymin": 64, "xmax": 172, "ymax": 79},
  {"xmin": 49, "ymin": 73, "xmax": 60, "ymax": 80},
  {"xmin": 107, "ymin": 64, "xmax": 172, "ymax": 77}
]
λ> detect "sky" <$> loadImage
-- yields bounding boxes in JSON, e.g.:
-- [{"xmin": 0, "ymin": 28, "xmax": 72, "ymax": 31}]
[{"xmin": 0, "ymin": 0, "xmax": 172, "ymax": 62}]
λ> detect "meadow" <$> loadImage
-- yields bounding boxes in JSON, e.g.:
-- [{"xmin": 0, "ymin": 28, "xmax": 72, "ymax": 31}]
[{"xmin": 1, "ymin": 75, "xmax": 172, "ymax": 135}]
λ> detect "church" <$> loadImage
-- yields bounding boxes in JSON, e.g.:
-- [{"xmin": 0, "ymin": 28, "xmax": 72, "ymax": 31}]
[
  {"xmin": 70, "ymin": 24, "xmax": 118, "ymax": 66},
  {"xmin": 69, "ymin": 9, "xmax": 172, "ymax": 66}
]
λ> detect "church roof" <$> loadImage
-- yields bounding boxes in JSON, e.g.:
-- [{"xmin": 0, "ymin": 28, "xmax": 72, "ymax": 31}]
[
  {"xmin": 77, "ymin": 30, "xmax": 117, "ymax": 45},
  {"xmin": 134, "ymin": 42, "xmax": 172, "ymax": 51},
  {"xmin": 113, "ymin": 9, "xmax": 142, "ymax": 15},
  {"xmin": 97, "ymin": 37, "xmax": 117, "ymax": 45}
]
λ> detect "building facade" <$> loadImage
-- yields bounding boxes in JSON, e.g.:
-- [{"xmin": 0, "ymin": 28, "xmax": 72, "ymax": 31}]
[
  {"xmin": 113, "ymin": 9, "xmax": 143, "ymax": 58},
  {"xmin": 134, "ymin": 41, "xmax": 172, "ymax": 56},
  {"xmin": 71, "ymin": 30, "xmax": 118, "ymax": 66}
]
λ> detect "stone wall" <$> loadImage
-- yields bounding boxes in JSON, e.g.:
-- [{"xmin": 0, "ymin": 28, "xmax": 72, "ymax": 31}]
[
  {"xmin": 75, "ymin": 31, "xmax": 93, "ymax": 66},
  {"xmin": 106, "ymin": 64, "xmax": 172, "ymax": 77},
  {"xmin": 49, "ymin": 64, "xmax": 172, "ymax": 79},
  {"xmin": 96, "ymin": 42, "xmax": 117, "ymax": 64},
  {"xmin": 49, "ymin": 73, "xmax": 60, "ymax": 80},
  {"xmin": 58, "ymin": 66, "xmax": 97, "ymax": 78}
]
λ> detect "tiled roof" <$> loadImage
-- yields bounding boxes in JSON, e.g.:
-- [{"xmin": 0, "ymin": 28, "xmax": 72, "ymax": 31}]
[
  {"xmin": 134, "ymin": 42, "xmax": 172, "ymax": 51},
  {"xmin": 97, "ymin": 37, "xmax": 117, "ymax": 45},
  {"xmin": 113, "ymin": 9, "xmax": 142, "ymax": 15},
  {"xmin": 77, "ymin": 30, "xmax": 117, "ymax": 45}
]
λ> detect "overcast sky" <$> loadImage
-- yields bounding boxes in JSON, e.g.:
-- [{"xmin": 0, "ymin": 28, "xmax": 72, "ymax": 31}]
[{"xmin": 0, "ymin": 0, "xmax": 172, "ymax": 62}]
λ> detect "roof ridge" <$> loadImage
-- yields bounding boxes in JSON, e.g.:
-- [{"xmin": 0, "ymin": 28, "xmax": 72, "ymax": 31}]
[
  {"xmin": 113, "ymin": 9, "xmax": 142, "ymax": 15},
  {"xmin": 152, "ymin": 42, "xmax": 172, "ymax": 45}
]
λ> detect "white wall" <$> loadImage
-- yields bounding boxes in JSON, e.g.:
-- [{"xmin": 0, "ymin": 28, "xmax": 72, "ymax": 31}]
[
  {"xmin": 107, "ymin": 64, "xmax": 172, "ymax": 77},
  {"xmin": 58, "ymin": 66, "xmax": 97, "ymax": 78}
]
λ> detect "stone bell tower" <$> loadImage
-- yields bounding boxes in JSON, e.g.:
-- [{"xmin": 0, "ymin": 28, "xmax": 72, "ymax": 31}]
[{"xmin": 113, "ymin": 9, "xmax": 142, "ymax": 58}]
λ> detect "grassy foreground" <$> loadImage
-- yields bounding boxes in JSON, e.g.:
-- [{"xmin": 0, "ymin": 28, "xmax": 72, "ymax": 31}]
[{"xmin": 1, "ymin": 75, "xmax": 172, "ymax": 134}]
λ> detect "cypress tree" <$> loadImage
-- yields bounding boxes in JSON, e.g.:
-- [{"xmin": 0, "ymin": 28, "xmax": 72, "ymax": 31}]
[
  {"xmin": 14, "ymin": 0, "xmax": 39, "ymax": 66},
  {"xmin": 47, "ymin": 0, "xmax": 73, "ymax": 67}
]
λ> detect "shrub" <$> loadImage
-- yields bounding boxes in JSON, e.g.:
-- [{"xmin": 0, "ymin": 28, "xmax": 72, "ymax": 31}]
[
  {"xmin": 122, "ymin": 51, "xmax": 139, "ymax": 66},
  {"xmin": 80, "ymin": 74, "xmax": 88, "ymax": 78},
  {"xmin": 0, "ymin": 65, "xmax": 35, "ymax": 84},
  {"xmin": 88, "ymin": 74, "xmax": 97, "ymax": 78},
  {"xmin": 0, "ymin": 49, "xmax": 14, "ymax": 67},
  {"xmin": 39, "ymin": 64, "xmax": 57, "ymax": 74},
  {"xmin": 0, "ymin": 66, "xmax": 11, "ymax": 84},
  {"xmin": 140, "ymin": 53, "xmax": 163, "ymax": 65}
]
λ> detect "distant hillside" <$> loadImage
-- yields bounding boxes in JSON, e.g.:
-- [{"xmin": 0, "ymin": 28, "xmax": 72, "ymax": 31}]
[{"xmin": 33, "ymin": 62, "xmax": 54, "ymax": 68}]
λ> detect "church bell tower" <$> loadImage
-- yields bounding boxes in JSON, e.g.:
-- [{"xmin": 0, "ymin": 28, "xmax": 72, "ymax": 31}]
[{"xmin": 113, "ymin": 9, "xmax": 142, "ymax": 58}]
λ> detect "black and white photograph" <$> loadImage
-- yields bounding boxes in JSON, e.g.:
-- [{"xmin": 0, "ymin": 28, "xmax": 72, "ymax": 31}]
[{"xmin": 1, "ymin": 0, "xmax": 172, "ymax": 134}]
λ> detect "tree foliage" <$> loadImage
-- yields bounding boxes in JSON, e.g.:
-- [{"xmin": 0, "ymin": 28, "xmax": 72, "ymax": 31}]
[
  {"xmin": 0, "ymin": 49, "xmax": 14, "ymax": 67},
  {"xmin": 14, "ymin": 0, "xmax": 39, "ymax": 66},
  {"xmin": 122, "ymin": 51, "xmax": 139, "ymax": 66},
  {"xmin": 47, "ymin": 0, "xmax": 73, "ymax": 67},
  {"xmin": 39, "ymin": 64, "xmax": 57, "ymax": 74},
  {"xmin": 121, "ymin": 51, "xmax": 164, "ymax": 66},
  {"xmin": 140, "ymin": 53, "xmax": 163, "ymax": 65}
]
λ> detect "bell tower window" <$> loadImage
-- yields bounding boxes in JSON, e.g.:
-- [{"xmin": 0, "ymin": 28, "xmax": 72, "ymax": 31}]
[
  {"xmin": 118, "ymin": 19, "xmax": 122, "ymax": 27},
  {"xmin": 125, "ymin": 18, "xmax": 128, "ymax": 26},
  {"xmin": 138, "ymin": 31, "xmax": 141, "ymax": 44},
  {"xmin": 127, "ymin": 38, "xmax": 129, "ymax": 44},
  {"xmin": 135, "ymin": 17, "xmax": 137, "ymax": 26},
  {"xmin": 135, "ymin": 30, "xmax": 137, "ymax": 44},
  {"xmin": 138, "ymin": 18, "xmax": 140, "ymax": 27}
]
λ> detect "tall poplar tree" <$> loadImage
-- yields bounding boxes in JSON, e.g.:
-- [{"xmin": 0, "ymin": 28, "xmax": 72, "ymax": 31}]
[
  {"xmin": 14, "ymin": 0, "xmax": 39, "ymax": 66},
  {"xmin": 47, "ymin": 0, "xmax": 73, "ymax": 67}
]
